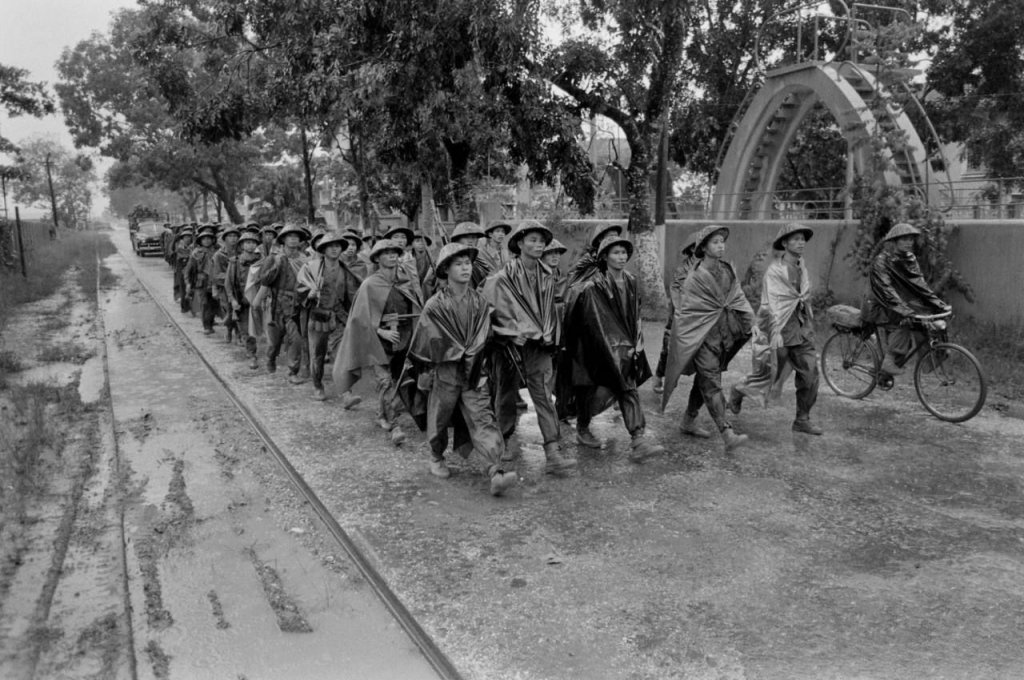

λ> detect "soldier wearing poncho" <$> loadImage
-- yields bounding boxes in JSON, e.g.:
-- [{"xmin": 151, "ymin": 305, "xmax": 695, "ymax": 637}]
[
  {"xmin": 653, "ymin": 230, "xmax": 700, "ymax": 394},
  {"xmin": 661, "ymin": 225, "xmax": 754, "ymax": 452},
  {"xmin": 297, "ymin": 232, "xmax": 363, "ymax": 406},
  {"xmin": 863, "ymin": 222, "xmax": 951, "ymax": 375},
  {"xmin": 406, "ymin": 243, "xmax": 517, "ymax": 496},
  {"xmin": 212, "ymin": 225, "xmax": 241, "ymax": 343},
  {"xmin": 475, "ymin": 221, "xmax": 512, "ymax": 283},
  {"xmin": 728, "ymin": 223, "xmax": 822, "ymax": 436},
  {"xmin": 184, "ymin": 225, "xmax": 220, "ymax": 334},
  {"xmin": 382, "ymin": 226, "xmax": 422, "ymax": 298},
  {"xmin": 482, "ymin": 220, "xmax": 576, "ymax": 477},
  {"xmin": 225, "ymin": 228, "xmax": 264, "ymax": 368},
  {"xmin": 258, "ymin": 224, "xmax": 310, "ymax": 378},
  {"xmin": 559, "ymin": 235, "xmax": 665, "ymax": 463},
  {"xmin": 172, "ymin": 228, "xmax": 195, "ymax": 314},
  {"xmin": 332, "ymin": 239, "xmax": 423, "ymax": 447},
  {"xmin": 564, "ymin": 223, "xmax": 624, "ymax": 292}
]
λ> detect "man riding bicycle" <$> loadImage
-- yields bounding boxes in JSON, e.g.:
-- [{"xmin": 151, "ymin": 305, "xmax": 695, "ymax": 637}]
[{"xmin": 863, "ymin": 222, "xmax": 952, "ymax": 375}]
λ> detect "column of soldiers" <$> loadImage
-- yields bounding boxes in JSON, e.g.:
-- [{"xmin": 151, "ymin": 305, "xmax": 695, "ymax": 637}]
[{"xmin": 161, "ymin": 218, "xmax": 833, "ymax": 499}]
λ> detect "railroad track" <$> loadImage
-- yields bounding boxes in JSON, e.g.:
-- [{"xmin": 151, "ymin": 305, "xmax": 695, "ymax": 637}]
[{"xmin": 119, "ymin": 243, "xmax": 462, "ymax": 680}]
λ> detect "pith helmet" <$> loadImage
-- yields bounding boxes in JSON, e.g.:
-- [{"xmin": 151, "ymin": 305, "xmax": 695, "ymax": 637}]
[
  {"xmin": 411, "ymin": 231, "xmax": 433, "ymax": 247},
  {"xmin": 883, "ymin": 222, "xmax": 921, "ymax": 242},
  {"xmin": 772, "ymin": 222, "xmax": 813, "ymax": 251},
  {"xmin": 451, "ymin": 222, "xmax": 486, "ymax": 241},
  {"xmin": 543, "ymin": 238, "xmax": 568, "ymax": 255},
  {"xmin": 369, "ymin": 238, "xmax": 405, "ymax": 263},
  {"xmin": 173, "ymin": 228, "xmax": 195, "ymax": 244},
  {"xmin": 259, "ymin": 225, "xmax": 278, "ymax": 237},
  {"xmin": 238, "ymin": 229, "xmax": 260, "ymax": 245},
  {"xmin": 590, "ymin": 223, "xmax": 624, "ymax": 250},
  {"xmin": 484, "ymin": 221, "xmax": 513, "ymax": 236},
  {"xmin": 315, "ymin": 231, "xmax": 350, "ymax": 253},
  {"xmin": 341, "ymin": 233, "xmax": 362, "ymax": 252},
  {"xmin": 196, "ymin": 225, "xmax": 218, "ymax": 241},
  {"xmin": 310, "ymin": 229, "xmax": 328, "ymax": 251},
  {"xmin": 694, "ymin": 224, "xmax": 730, "ymax": 256},
  {"xmin": 382, "ymin": 225, "xmax": 414, "ymax": 243},
  {"xmin": 681, "ymin": 230, "xmax": 700, "ymax": 256},
  {"xmin": 219, "ymin": 225, "xmax": 241, "ymax": 240},
  {"xmin": 435, "ymin": 243, "xmax": 479, "ymax": 279},
  {"xmin": 276, "ymin": 224, "xmax": 310, "ymax": 244},
  {"xmin": 507, "ymin": 220, "xmax": 553, "ymax": 255},
  {"xmin": 597, "ymin": 235, "xmax": 634, "ymax": 260}
]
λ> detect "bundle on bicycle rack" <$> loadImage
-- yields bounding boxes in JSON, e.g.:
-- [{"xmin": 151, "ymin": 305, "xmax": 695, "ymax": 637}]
[{"xmin": 826, "ymin": 304, "xmax": 864, "ymax": 330}]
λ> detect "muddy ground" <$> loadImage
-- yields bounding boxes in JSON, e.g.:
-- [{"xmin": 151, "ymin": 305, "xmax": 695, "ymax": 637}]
[{"xmin": 4, "ymin": 228, "xmax": 1024, "ymax": 679}]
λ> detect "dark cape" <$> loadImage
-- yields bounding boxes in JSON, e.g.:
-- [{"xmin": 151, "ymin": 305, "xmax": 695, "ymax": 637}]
[
  {"xmin": 557, "ymin": 268, "xmax": 652, "ymax": 419},
  {"xmin": 481, "ymin": 258, "xmax": 560, "ymax": 347},
  {"xmin": 402, "ymin": 287, "xmax": 493, "ymax": 438},
  {"xmin": 863, "ymin": 249, "xmax": 947, "ymax": 325}
]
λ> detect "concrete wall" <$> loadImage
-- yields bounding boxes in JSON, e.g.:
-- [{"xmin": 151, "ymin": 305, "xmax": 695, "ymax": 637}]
[{"xmin": 553, "ymin": 218, "xmax": 1024, "ymax": 325}]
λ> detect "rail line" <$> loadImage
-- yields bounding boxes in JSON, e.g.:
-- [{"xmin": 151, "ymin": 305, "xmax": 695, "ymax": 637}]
[{"xmin": 121, "ymin": 246, "xmax": 463, "ymax": 680}]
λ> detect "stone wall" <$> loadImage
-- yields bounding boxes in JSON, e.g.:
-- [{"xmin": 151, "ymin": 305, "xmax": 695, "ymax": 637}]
[{"xmin": 554, "ymin": 218, "xmax": 1024, "ymax": 325}]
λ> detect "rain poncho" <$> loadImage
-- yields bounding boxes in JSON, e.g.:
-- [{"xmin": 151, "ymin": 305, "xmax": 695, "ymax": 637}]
[
  {"xmin": 737, "ymin": 256, "xmax": 812, "ymax": 406},
  {"xmin": 864, "ymin": 249, "xmax": 947, "ymax": 325},
  {"xmin": 558, "ymin": 269, "xmax": 651, "ymax": 418},
  {"xmin": 332, "ymin": 267, "xmax": 423, "ymax": 394},
  {"xmin": 481, "ymin": 259, "xmax": 560, "ymax": 348},
  {"xmin": 660, "ymin": 259, "xmax": 754, "ymax": 411},
  {"xmin": 403, "ymin": 287, "xmax": 494, "ymax": 438}
]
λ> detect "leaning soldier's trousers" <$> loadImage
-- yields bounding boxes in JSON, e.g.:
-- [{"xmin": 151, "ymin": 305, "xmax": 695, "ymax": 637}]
[
  {"xmin": 427, "ymin": 364, "xmax": 510, "ymax": 472},
  {"xmin": 307, "ymin": 325, "xmax": 335, "ymax": 390},
  {"xmin": 575, "ymin": 386, "xmax": 645, "ymax": 435},
  {"xmin": 686, "ymin": 342, "xmax": 732, "ymax": 431},
  {"xmin": 266, "ymin": 313, "xmax": 302, "ymax": 374},
  {"xmin": 372, "ymin": 363, "xmax": 402, "ymax": 428},
  {"xmin": 493, "ymin": 342, "xmax": 560, "ymax": 446}
]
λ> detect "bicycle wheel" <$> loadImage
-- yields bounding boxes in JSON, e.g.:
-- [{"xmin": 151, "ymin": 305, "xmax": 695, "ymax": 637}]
[
  {"xmin": 913, "ymin": 343, "xmax": 987, "ymax": 423},
  {"xmin": 820, "ymin": 330, "xmax": 880, "ymax": 399}
]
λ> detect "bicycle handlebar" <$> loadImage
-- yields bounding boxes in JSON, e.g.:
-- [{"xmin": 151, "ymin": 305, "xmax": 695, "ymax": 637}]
[{"xmin": 912, "ymin": 311, "xmax": 952, "ymax": 321}]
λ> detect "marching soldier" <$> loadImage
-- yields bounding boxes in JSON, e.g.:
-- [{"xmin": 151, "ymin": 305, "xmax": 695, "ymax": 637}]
[
  {"xmin": 729, "ymin": 223, "xmax": 822, "ymax": 435},
  {"xmin": 258, "ymin": 224, "xmax": 310, "ymax": 378},
  {"xmin": 213, "ymin": 225, "xmax": 241, "ymax": 343},
  {"xmin": 407, "ymin": 242, "xmax": 518, "ymax": 495},
  {"xmin": 297, "ymin": 232, "xmax": 363, "ymax": 406},
  {"xmin": 333, "ymin": 239, "xmax": 423, "ymax": 447},
  {"xmin": 225, "ymin": 227, "xmax": 264, "ymax": 368},
  {"xmin": 482, "ymin": 220, "xmax": 575, "ymax": 476},
  {"xmin": 184, "ymin": 225, "xmax": 220, "ymax": 334},
  {"xmin": 560, "ymin": 235, "xmax": 665, "ymax": 462},
  {"xmin": 172, "ymin": 226, "xmax": 195, "ymax": 314},
  {"xmin": 661, "ymin": 225, "xmax": 755, "ymax": 452}
]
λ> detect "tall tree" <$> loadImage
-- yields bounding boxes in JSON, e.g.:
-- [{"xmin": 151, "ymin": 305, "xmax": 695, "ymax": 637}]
[
  {"xmin": 55, "ymin": 8, "xmax": 257, "ymax": 223},
  {"xmin": 926, "ymin": 0, "xmax": 1024, "ymax": 182},
  {"xmin": 12, "ymin": 138, "xmax": 96, "ymax": 230},
  {"xmin": 0, "ymin": 64, "xmax": 55, "ymax": 154},
  {"xmin": 541, "ymin": 0, "xmax": 689, "ymax": 310}
]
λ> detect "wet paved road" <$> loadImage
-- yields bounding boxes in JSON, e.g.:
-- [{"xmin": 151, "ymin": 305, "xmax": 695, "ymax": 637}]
[
  {"xmin": 114, "ymin": 230, "xmax": 1024, "ymax": 679},
  {"xmin": 102, "ymin": 247, "xmax": 438, "ymax": 679}
]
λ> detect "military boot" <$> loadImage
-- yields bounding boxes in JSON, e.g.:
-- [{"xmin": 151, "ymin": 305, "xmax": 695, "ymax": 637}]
[
  {"xmin": 720, "ymin": 426, "xmax": 749, "ymax": 453},
  {"xmin": 681, "ymin": 412, "xmax": 712, "ymax": 439},
  {"xmin": 543, "ymin": 442, "xmax": 577, "ymax": 477},
  {"xmin": 627, "ymin": 432, "xmax": 665, "ymax": 464},
  {"xmin": 576, "ymin": 425, "xmax": 603, "ymax": 449}
]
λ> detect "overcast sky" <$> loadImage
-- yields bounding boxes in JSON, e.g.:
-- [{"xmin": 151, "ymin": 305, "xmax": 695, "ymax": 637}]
[{"xmin": 0, "ymin": 0, "xmax": 132, "ymax": 148}]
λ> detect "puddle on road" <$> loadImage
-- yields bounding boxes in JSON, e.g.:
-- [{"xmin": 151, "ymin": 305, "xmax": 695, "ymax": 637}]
[
  {"xmin": 78, "ymin": 354, "xmax": 105, "ymax": 403},
  {"xmin": 9, "ymin": 362, "xmax": 80, "ymax": 389}
]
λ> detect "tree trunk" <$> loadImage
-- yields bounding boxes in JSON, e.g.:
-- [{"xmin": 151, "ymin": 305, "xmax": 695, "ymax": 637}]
[
  {"xmin": 300, "ymin": 126, "xmax": 316, "ymax": 223},
  {"xmin": 625, "ymin": 138, "xmax": 670, "ymax": 318}
]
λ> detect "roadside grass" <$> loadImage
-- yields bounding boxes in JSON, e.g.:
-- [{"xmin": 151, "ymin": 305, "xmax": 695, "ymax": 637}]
[
  {"xmin": 0, "ymin": 230, "xmax": 116, "ymax": 333},
  {"xmin": 954, "ymin": 320, "xmax": 1024, "ymax": 401},
  {"xmin": 36, "ymin": 341, "xmax": 92, "ymax": 365},
  {"xmin": 0, "ymin": 230, "xmax": 113, "ymax": 518}
]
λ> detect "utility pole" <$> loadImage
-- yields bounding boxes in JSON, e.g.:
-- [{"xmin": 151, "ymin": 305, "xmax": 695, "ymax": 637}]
[{"xmin": 45, "ymin": 153, "xmax": 59, "ymax": 238}]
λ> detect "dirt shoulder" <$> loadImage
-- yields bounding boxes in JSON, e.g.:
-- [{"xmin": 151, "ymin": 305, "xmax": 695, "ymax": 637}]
[{"xmin": 1, "ymin": 236, "xmax": 437, "ymax": 680}]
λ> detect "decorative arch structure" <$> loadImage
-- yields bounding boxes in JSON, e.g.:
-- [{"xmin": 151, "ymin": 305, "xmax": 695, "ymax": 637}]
[{"xmin": 711, "ymin": 60, "xmax": 937, "ymax": 220}]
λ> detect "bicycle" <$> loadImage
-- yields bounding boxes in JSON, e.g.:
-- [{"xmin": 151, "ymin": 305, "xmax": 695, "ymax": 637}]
[{"xmin": 820, "ymin": 306, "xmax": 987, "ymax": 423}]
